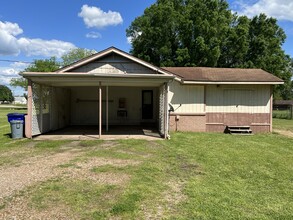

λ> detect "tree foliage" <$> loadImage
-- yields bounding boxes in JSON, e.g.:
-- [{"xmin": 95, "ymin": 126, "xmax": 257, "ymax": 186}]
[
  {"xmin": 10, "ymin": 48, "xmax": 95, "ymax": 91},
  {"xmin": 127, "ymin": 0, "xmax": 293, "ymax": 99},
  {"xmin": 61, "ymin": 48, "xmax": 96, "ymax": 67},
  {"xmin": 0, "ymin": 85, "xmax": 14, "ymax": 102}
]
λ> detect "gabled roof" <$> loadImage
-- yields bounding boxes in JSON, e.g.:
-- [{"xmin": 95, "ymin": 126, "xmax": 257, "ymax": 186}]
[
  {"xmin": 163, "ymin": 67, "xmax": 284, "ymax": 85},
  {"xmin": 57, "ymin": 46, "xmax": 170, "ymax": 75}
]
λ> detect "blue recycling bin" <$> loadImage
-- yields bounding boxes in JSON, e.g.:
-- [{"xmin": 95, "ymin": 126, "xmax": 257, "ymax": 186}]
[
  {"xmin": 7, "ymin": 113, "xmax": 26, "ymax": 139},
  {"xmin": 10, "ymin": 120, "xmax": 24, "ymax": 139}
]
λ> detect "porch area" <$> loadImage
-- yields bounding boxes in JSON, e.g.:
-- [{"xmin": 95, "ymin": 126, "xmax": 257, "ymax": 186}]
[
  {"xmin": 25, "ymin": 75, "xmax": 171, "ymax": 139},
  {"xmin": 33, "ymin": 125, "xmax": 161, "ymax": 141}
]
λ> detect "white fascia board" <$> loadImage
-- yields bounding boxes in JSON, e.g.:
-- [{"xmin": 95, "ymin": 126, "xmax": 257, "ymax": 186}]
[
  {"xmin": 181, "ymin": 81, "xmax": 284, "ymax": 85},
  {"xmin": 21, "ymin": 72, "xmax": 174, "ymax": 80}
]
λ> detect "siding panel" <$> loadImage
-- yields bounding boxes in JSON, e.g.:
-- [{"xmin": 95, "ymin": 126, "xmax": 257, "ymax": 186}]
[
  {"xmin": 206, "ymin": 85, "xmax": 270, "ymax": 113},
  {"xmin": 169, "ymin": 81, "xmax": 204, "ymax": 113},
  {"xmin": 71, "ymin": 54, "xmax": 156, "ymax": 74}
]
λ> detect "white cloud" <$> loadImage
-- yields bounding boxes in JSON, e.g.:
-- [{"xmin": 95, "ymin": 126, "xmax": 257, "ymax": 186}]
[
  {"xmin": 0, "ymin": 63, "xmax": 27, "ymax": 95},
  {"xmin": 0, "ymin": 21, "xmax": 23, "ymax": 36},
  {"xmin": 0, "ymin": 20, "xmax": 76, "ymax": 57},
  {"xmin": 0, "ymin": 21, "xmax": 20, "ymax": 55},
  {"xmin": 18, "ymin": 38, "xmax": 76, "ymax": 57},
  {"xmin": 127, "ymin": 31, "xmax": 142, "ymax": 44},
  {"xmin": 234, "ymin": 0, "xmax": 293, "ymax": 21},
  {"xmin": 0, "ymin": 75, "xmax": 13, "ymax": 85},
  {"xmin": 86, "ymin": 31, "xmax": 102, "ymax": 39},
  {"xmin": 0, "ymin": 67, "xmax": 20, "ymax": 86},
  {"xmin": 10, "ymin": 62, "xmax": 29, "ymax": 69},
  {"xmin": 78, "ymin": 5, "xmax": 123, "ymax": 29},
  {"xmin": 1, "ymin": 68, "xmax": 19, "ymax": 76}
]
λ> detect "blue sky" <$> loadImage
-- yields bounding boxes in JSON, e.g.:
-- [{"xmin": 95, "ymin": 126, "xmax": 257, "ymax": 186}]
[{"xmin": 0, "ymin": 0, "xmax": 292, "ymax": 96}]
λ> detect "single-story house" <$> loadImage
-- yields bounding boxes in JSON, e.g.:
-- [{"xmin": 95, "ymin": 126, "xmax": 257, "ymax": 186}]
[
  {"xmin": 20, "ymin": 47, "xmax": 283, "ymax": 139},
  {"xmin": 13, "ymin": 96, "xmax": 27, "ymax": 105},
  {"xmin": 273, "ymin": 100, "xmax": 293, "ymax": 110}
]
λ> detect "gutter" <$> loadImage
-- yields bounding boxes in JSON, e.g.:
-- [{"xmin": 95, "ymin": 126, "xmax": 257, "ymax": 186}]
[{"xmin": 181, "ymin": 80, "xmax": 284, "ymax": 85}]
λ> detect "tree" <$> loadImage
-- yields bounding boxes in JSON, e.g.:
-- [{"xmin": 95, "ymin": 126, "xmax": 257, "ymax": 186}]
[
  {"xmin": 127, "ymin": 0, "xmax": 293, "ymax": 99},
  {"xmin": 127, "ymin": 0, "xmax": 232, "ymax": 67},
  {"xmin": 10, "ymin": 57, "xmax": 60, "ymax": 91},
  {"xmin": 10, "ymin": 48, "xmax": 95, "ymax": 91},
  {"xmin": 218, "ymin": 15, "xmax": 250, "ymax": 68},
  {"xmin": 0, "ymin": 85, "xmax": 14, "ymax": 103},
  {"xmin": 61, "ymin": 48, "xmax": 96, "ymax": 67},
  {"xmin": 244, "ymin": 14, "xmax": 292, "ymax": 99},
  {"xmin": 10, "ymin": 77, "xmax": 28, "ymax": 91}
]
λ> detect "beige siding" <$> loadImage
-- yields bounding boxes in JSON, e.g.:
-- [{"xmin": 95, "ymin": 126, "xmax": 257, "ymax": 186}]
[
  {"xmin": 50, "ymin": 88, "xmax": 71, "ymax": 130},
  {"xmin": 71, "ymin": 54, "xmax": 156, "ymax": 74},
  {"xmin": 206, "ymin": 85, "xmax": 270, "ymax": 113},
  {"xmin": 168, "ymin": 81, "xmax": 205, "ymax": 113}
]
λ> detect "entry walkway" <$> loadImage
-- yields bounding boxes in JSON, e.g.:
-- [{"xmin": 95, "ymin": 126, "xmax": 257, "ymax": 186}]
[{"xmin": 33, "ymin": 125, "xmax": 162, "ymax": 141}]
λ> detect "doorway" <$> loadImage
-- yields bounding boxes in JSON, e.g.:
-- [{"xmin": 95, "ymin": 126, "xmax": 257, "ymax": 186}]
[{"xmin": 142, "ymin": 90, "xmax": 153, "ymax": 120}]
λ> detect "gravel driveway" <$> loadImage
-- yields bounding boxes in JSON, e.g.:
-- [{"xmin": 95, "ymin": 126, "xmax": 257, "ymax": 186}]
[{"xmin": 0, "ymin": 140, "xmax": 142, "ymax": 219}]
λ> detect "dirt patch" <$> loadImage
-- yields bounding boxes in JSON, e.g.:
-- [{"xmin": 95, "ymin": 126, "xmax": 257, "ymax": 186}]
[
  {"xmin": 141, "ymin": 179, "xmax": 187, "ymax": 219},
  {"xmin": 115, "ymin": 149, "xmax": 152, "ymax": 158},
  {"xmin": 100, "ymin": 140, "xmax": 120, "ymax": 149},
  {"xmin": 0, "ymin": 142, "xmax": 37, "ymax": 157},
  {"xmin": 0, "ymin": 149, "xmax": 82, "ymax": 200},
  {"xmin": 59, "ymin": 157, "xmax": 137, "ymax": 184},
  {"xmin": 274, "ymin": 129, "xmax": 293, "ymax": 138},
  {"xmin": 0, "ymin": 139, "xmax": 143, "ymax": 219},
  {"xmin": 60, "ymin": 141, "xmax": 81, "ymax": 149},
  {"xmin": 1, "ymin": 197, "xmax": 75, "ymax": 220}
]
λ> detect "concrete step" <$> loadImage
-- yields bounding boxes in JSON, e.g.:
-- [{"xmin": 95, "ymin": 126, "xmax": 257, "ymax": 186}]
[{"xmin": 227, "ymin": 126, "xmax": 253, "ymax": 135}]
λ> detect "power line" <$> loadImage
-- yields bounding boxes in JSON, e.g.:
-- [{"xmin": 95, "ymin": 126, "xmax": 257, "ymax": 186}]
[{"xmin": 0, "ymin": 59, "xmax": 32, "ymax": 64}]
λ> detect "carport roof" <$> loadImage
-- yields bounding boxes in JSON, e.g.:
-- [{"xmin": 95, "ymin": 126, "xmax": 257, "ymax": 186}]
[{"xmin": 20, "ymin": 72, "xmax": 174, "ymax": 87}]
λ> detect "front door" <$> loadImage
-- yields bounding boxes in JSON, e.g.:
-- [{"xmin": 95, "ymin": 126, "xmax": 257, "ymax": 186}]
[{"xmin": 142, "ymin": 90, "xmax": 153, "ymax": 120}]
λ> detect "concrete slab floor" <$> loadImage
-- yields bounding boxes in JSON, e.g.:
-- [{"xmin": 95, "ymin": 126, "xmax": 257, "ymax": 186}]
[{"xmin": 33, "ymin": 125, "xmax": 163, "ymax": 141}]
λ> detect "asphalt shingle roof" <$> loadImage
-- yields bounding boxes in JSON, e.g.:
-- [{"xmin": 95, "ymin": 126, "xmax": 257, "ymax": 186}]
[{"xmin": 162, "ymin": 67, "xmax": 283, "ymax": 83}]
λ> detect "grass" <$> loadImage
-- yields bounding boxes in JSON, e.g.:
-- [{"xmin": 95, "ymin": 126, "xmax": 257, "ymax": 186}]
[
  {"xmin": 273, "ymin": 109, "xmax": 292, "ymax": 119},
  {"xmin": 273, "ymin": 118, "xmax": 293, "ymax": 132},
  {"xmin": 0, "ymin": 108, "xmax": 293, "ymax": 219}
]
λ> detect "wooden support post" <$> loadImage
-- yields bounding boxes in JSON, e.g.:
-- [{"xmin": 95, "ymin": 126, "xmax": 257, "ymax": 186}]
[
  {"xmin": 99, "ymin": 82, "xmax": 102, "ymax": 138},
  {"xmin": 106, "ymin": 86, "xmax": 109, "ymax": 132},
  {"xmin": 39, "ymin": 85, "xmax": 43, "ymax": 133},
  {"xmin": 164, "ymin": 82, "xmax": 169, "ymax": 139},
  {"xmin": 26, "ymin": 80, "xmax": 33, "ymax": 138},
  {"xmin": 270, "ymin": 85, "xmax": 273, "ymax": 132}
]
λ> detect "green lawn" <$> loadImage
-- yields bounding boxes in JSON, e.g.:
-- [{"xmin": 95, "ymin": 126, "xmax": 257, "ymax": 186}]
[
  {"xmin": 273, "ymin": 118, "xmax": 293, "ymax": 132},
  {"xmin": 273, "ymin": 109, "xmax": 292, "ymax": 120},
  {"xmin": 0, "ymin": 108, "xmax": 293, "ymax": 219}
]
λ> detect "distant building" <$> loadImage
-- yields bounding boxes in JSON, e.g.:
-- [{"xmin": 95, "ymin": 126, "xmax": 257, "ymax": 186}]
[{"xmin": 14, "ymin": 96, "xmax": 27, "ymax": 105}]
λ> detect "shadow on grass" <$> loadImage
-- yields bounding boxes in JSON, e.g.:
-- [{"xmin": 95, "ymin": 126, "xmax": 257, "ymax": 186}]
[{"xmin": 3, "ymin": 133, "xmax": 11, "ymax": 138}]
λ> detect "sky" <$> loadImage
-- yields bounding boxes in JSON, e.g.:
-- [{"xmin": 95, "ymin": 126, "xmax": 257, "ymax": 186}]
[{"xmin": 0, "ymin": 0, "xmax": 293, "ymax": 96}]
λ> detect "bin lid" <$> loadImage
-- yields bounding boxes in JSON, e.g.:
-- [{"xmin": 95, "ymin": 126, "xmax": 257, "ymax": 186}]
[{"xmin": 7, "ymin": 113, "xmax": 27, "ymax": 116}]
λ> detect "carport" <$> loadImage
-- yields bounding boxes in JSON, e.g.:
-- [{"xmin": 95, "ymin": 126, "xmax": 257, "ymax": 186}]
[{"xmin": 21, "ymin": 47, "xmax": 173, "ymax": 139}]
